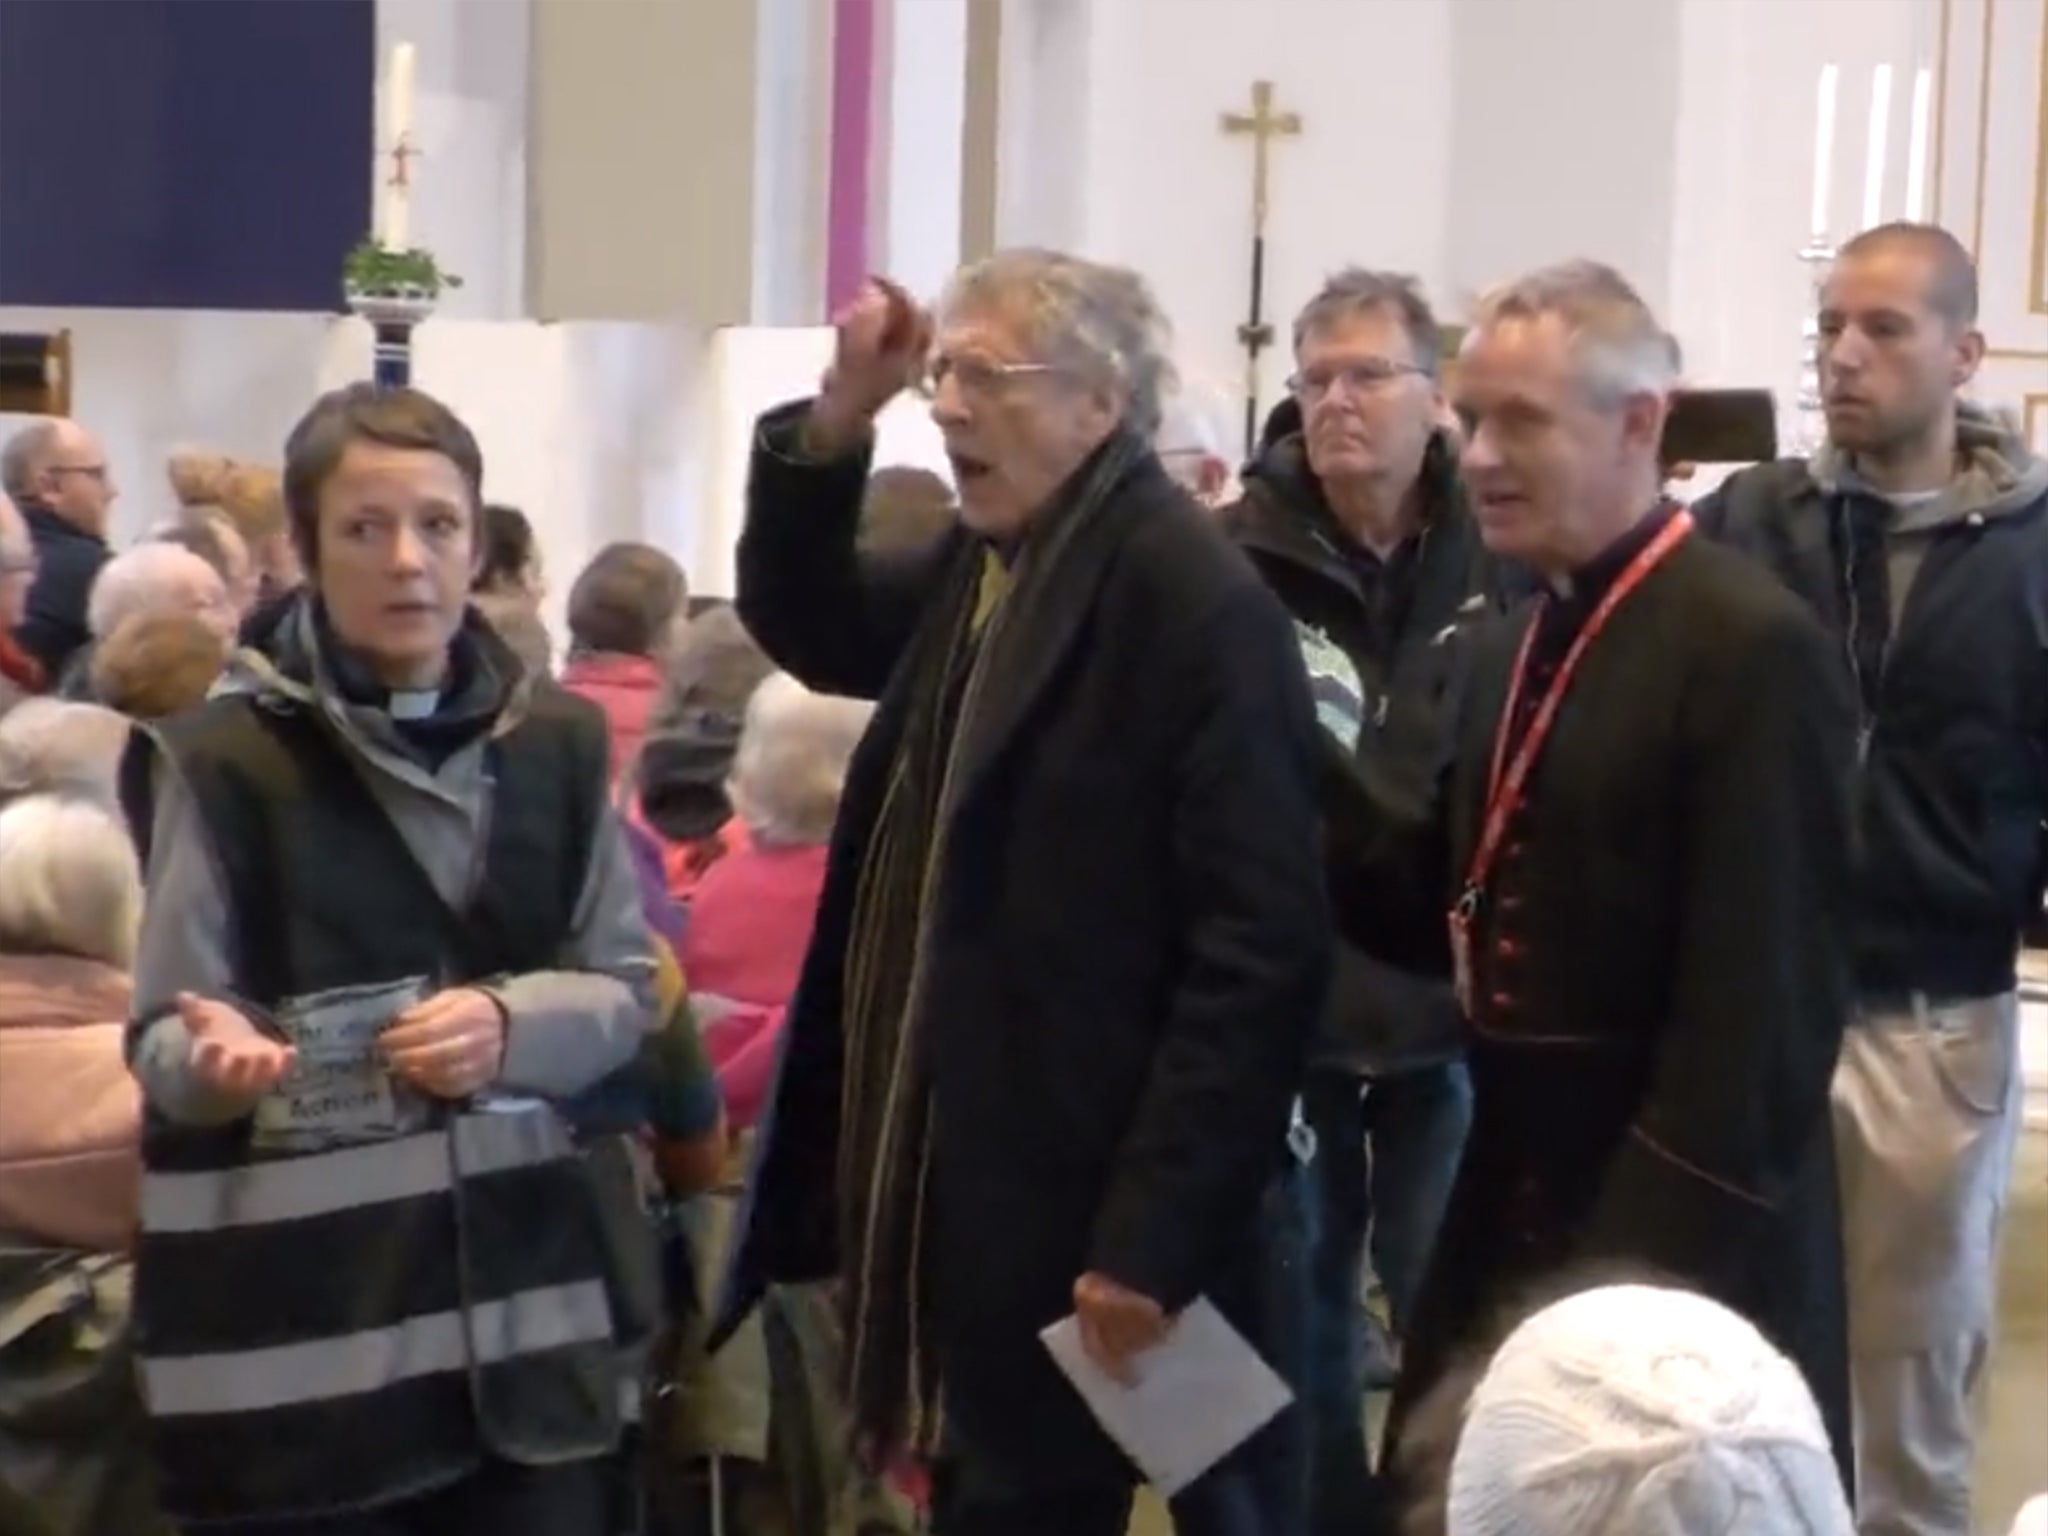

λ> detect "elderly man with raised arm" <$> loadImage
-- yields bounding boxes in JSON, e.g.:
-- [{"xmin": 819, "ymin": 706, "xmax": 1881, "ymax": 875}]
[{"xmin": 719, "ymin": 251, "xmax": 1331, "ymax": 1536}]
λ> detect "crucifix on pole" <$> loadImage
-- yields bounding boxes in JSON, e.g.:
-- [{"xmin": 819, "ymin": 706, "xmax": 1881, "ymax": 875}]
[
  {"xmin": 1221, "ymin": 79, "xmax": 1302, "ymax": 460},
  {"xmin": 386, "ymin": 136, "xmax": 420, "ymax": 193}
]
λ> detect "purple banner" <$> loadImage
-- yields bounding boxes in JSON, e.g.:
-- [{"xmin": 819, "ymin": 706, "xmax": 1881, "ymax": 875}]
[{"xmin": 824, "ymin": 0, "xmax": 879, "ymax": 317}]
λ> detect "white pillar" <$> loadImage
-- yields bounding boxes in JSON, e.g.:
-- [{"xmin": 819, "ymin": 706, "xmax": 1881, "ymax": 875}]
[
  {"xmin": 877, "ymin": 0, "xmax": 969, "ymax": 303},
  {"xmin": 993, "ymin": 0, "xmax": 1097, "ymax": 254},
  {"xmin": 750, "ymin": 0, "xmax": 832, "ymax": 324}
]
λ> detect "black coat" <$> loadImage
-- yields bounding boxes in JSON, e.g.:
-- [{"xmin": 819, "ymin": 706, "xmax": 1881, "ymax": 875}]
[
  {"xmin": 14, "ymin": 502, "xmax": 107, "ymax": 680},
  {"xmin": 1327, "ymin": 528, "xmax": 1858, "ymax": 1476},
  {"xmin": 1222, "ymin": 430, "xmax": 1519, "ymax": 1073},
  {"xmin": 1693, "ymin": 449, "xmax": 2048, "ymax": 997},
  {"xmin": 721, "ymin": 403, "xmax": 1332, "ymax": 1483}
]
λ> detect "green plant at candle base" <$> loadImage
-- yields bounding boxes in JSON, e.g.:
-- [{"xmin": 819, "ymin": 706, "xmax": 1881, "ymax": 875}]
[{"xmin": 341, "ymin": 240, "xmax": 464, "ymax": 300}]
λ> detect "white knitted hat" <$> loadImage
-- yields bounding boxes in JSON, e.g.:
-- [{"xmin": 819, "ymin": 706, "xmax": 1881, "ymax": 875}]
[{"xmin": 1446, "ymin": 1284, "xmax": 1854, "ymax": 1536}]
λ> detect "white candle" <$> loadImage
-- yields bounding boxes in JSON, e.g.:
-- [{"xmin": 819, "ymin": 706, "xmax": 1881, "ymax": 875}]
[
  {"xmin": 380, "ymin": 42, "xmax": 417, "ymax": 250},
  {"xmin": 1903, "ymin": 65, "xmax": 1932, "ymax": 221},
  {"xmin": 1810, "ymin": 64, "xmax": 1840, "ymax": 239},
  {"xmin": 1862, "ymin": 63, "xmax": 1893, "ymax": 232}
]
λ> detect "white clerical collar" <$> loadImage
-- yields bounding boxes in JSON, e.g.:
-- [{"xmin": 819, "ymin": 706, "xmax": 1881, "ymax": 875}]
[{"xmin": 387, "ymin": 688, "xmax": 440, "ymax": 721}]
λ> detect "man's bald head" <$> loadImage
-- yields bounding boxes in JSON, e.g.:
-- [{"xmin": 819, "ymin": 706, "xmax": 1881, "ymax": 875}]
[
  {"xmin": 0, "ymin": 420, "xmax": 59, "ymax": 501},
  {"xmin": 0, "ymin": 416, "xmax": 115, "ymax": 536},
  {"xmin": 1835, "ymin": 222, "xmax": 1979, "ymax": 331}
]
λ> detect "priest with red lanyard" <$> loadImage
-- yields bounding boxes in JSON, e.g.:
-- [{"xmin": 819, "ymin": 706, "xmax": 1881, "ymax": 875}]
[{"xmin": 1321, "ymin": 259, "xmax": 1860, "ymax": 1507}]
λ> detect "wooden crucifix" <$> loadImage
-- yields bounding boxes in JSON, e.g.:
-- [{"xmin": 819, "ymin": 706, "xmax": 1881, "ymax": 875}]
[{"xmin": 1221, "ymin": 80, "xmax": 1302, "ymax": 459}]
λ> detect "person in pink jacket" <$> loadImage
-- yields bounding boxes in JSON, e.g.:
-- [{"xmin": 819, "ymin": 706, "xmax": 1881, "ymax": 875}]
[
  {"xmin": 684, "ymin": 672, "xmax": 872, "ymax": 1131},
  {"xmin": 0, "ymin": 792, "xmax": 144, "ymax": 1252},
  {"xmin": 558, "ymin": 541, "xmax": 689, "ymax": 786}
]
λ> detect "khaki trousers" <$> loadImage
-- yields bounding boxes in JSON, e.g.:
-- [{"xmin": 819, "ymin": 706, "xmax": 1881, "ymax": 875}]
[{"xmin": 1834, "ymin": 991, "xmax": 2026, "ymax": 1536}]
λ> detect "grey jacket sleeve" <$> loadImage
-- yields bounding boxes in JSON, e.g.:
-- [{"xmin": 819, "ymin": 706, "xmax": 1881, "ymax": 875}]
[
  {"xmin": 490, "ymin": 806, "xmax": 661, "ymax": 1098},
  {"xmin": 127, "ymin": 762, "xmax": 260, "ymax": 1126}
]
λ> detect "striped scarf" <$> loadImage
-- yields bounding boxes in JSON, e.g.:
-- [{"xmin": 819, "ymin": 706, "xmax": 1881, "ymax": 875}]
[{"xmin": 835, "ymin": 429, "xmax": 1150, "ymax": 1464}]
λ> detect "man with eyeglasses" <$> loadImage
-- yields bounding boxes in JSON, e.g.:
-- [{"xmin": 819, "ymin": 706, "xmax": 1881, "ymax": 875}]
[
  {"xmin": 1, "ymin": 417, "xmax": 117, "ymax": 678},
  {"xmin": 1217, "ymin": 268, "xmax": 1520, "ymax": 1536}
]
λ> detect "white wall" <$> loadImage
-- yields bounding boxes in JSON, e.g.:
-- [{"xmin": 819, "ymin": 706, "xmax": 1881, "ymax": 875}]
[
  {"xmin": 1000, "ymin": 0, "xmax": 1454, "ymax": 449},
  {"xmin": 1664, "ymin": 0, "xmax": 1937, "ymax": 415},
  {"xmin": 994, "ymin": 0, "xmax": 2046, "ymax": 458},
  {"xmin": 1938, "ymin": 0, "xmax": 2048, "ymax": 449},
  {"xmin": 878, "ymin": 0, "xmax": 971, "ymax": 305},
  {"xmin": 1446, "ymin": 0, "xmax": 1684, "ymax": 315},
  {"xmin": 752, "ymin": 0, "xmax": 834, "ymax": 325}
]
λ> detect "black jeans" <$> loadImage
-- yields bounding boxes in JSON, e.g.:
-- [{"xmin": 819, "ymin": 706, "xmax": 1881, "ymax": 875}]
[
  {"xmin": 933, "ymin": 1168, "xmax": 1314, "ymax": 1536},
  {"xmin": 929, "ymin": 1456, "xmax": 1287, "ymax": 1536},
  {"xmin": 225, "ymin": 1458, "xmax": 619, "ymax": 1536},
  {"xmin": 1299, "ymin": 1062, "xmax": 1472, "ymax": 1536}
]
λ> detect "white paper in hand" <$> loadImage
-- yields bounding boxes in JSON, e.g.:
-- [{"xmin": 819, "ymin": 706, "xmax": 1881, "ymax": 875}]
[{"xmin": 1040, "ymin": 1296, "xmax": 1293, "ymax": 1497}]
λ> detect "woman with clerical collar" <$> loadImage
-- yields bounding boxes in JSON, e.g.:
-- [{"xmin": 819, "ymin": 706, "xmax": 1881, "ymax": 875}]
[{"xmin": 121, "ymin": 384, "xmax": 660, "ymax": 1536}]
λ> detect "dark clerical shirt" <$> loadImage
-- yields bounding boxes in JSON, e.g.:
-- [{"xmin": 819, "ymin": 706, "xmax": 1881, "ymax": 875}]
[{"xmin": 1476, "ymin": 504, "xmax": 1679, "ymax": 1032}]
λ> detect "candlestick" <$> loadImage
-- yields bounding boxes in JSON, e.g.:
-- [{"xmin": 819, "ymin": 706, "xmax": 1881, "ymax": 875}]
[
  {"xmin": 1904, "ymin": 66, "xmax": 1932, "ymax": 221},
  {"xmin": 380, "ymin": 42, "xmax": 417, "ymax": 251},
  {"xmin": 1792, "ymin": 233, "xmax": 1838, "ymax": 458},
  {"xmin": 1810, "ymin": 64, "xmax": 1840, "ymax": 239},
  {"xmin": 1862, "ymin": 64, "xmax": 1892, "ymax": 232}
]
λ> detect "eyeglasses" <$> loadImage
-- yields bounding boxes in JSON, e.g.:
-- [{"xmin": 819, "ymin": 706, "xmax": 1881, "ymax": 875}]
[
  {"xmin": 1287, "ymin": 360, "xmax": 1430, "ymax": 400},
  {"xmin": 47, "ymin": 463, "xmax": 109, "ymax": 482},
  {"xmin": 915, "ymin": 354, "xmax": 1056, "ymax": 399}
]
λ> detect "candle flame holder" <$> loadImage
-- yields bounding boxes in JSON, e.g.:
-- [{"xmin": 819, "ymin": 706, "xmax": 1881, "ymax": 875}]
[{"xmin": 343, "ymin": 289, "xmax": 436, "ymax": 390}]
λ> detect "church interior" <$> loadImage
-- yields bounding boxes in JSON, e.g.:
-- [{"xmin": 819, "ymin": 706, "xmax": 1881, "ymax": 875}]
[{"xmin": 0, "ymin": 0, "xmax": 2044, "ymax": 1532}]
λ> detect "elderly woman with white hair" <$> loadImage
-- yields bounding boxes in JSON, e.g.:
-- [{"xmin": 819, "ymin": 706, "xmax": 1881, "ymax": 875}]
[
  {"xmin": 0, "ymin": 793, "xmax": 144, "ymax": 1252},
  {"xmin": 0, "ymin": 696, "xmax": 131, "ymax": 812},
  {"xmin": 720, "ymin": 250, "xmax": 1330, "ymax": 1535},
  {"xmin": 684, "ymin": 671, "xmax": 874, "ymax": 1127},
  {"xmin": 0, "ymin": 794, "xmax": 170, "ymax": 1536},
  {"xmin": 55, "ymin": 541, "xmax": 234, "ymax": 701}
]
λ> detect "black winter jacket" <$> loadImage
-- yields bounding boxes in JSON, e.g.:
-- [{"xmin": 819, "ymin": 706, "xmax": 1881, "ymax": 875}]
[
  {"xmin": 1222, "ymin": 421, "xmax": 1522, "ymax": 1071},
  {"xmin": 1694, "ymin": 406, "xmax": 2048, "ymax": 998}
]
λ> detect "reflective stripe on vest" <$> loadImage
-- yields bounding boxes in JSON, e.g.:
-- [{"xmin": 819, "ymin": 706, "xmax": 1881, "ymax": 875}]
[
  {"xmin": 139, "ymin": 1101, "xmax": 571, "ymax": 1234},
  {"xmin": 141, "ymin": 1277, "xmax": 613, "ymax": 1416}
]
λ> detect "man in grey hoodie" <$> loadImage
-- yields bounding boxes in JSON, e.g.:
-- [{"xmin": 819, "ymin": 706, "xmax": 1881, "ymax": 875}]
[{"xmin": 1695, "ymin": 221, "xmax": 2048, "ymax": 1536}]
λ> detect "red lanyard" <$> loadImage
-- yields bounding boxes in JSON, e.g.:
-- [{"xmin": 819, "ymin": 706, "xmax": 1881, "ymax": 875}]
[{"xmin": 1457, "ymin": 510, "xmax": 1694, "ymax": 918}]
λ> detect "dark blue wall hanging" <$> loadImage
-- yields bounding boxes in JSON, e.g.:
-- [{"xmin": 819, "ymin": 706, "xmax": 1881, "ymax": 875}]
[{"xmin": 0, "ymin": 0, "xmax": 374, "ymax": 312}]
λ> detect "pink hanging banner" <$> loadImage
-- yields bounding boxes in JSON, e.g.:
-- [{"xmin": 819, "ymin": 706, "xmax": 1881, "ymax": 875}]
[{"xmin": 824, "ymin": 0, "xmax": 879, "ymax": 316}]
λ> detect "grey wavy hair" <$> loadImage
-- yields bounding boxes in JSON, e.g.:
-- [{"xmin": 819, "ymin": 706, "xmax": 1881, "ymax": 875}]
[
  {"xmin": 1293, "ymin": 268, "xmax": 1444, "ymax": 378},
  {"xmin": 938, "ymin": 248, "xmax": 1178, "ymax": 439},
  {"xmin": 728, "ymin": 672, "xmax": 875, "ymax": 848},
  {"xmin": 1467, "ymin": 259, "xmax": 1676, "ymax": 406}
]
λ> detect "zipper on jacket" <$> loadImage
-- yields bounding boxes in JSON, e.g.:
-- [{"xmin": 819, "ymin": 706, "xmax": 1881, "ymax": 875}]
[
  {"xmin": 1836, "ymin": 497, "xmax": 1892, "ymax": 764},
  {"xmin": 451, "ymin": 766, "xmax": 497, "ymax": 989}
]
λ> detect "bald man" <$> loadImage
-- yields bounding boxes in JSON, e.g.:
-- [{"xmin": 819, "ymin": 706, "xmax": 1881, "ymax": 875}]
[
  {"xmin": 1696, "ymin": 221, "xmax": 2048, "ymax": 1536},
  {"xmin": 2, "ymin": 417, "xmax": 118, "ymax": 676}
]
